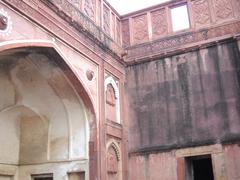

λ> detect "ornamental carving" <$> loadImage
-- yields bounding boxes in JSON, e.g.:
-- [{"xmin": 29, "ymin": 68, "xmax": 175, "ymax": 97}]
[
  {"xmin": 0, "ymin": 12, "xmax": 8, "ymax": 31},
  {"xmin": 126, "ymin": 21, "xmax": 240, "ymax": 63},
  {"xmin": 192, "ymin": 0, "xmax": 211, "ymax": 28},
  {"xmin": 107, "ymin": 141, "xmax": 121, "ymax": 180},
  {"xmin": 122, "ymin": 20, "xmax": 130, "ymax": 47},
  {"xmin": 0, "ymin": 8, "xmax": 12, "ymax": 37},
  {"xmin": 103, "ymin": 5, "xmax": 110, "ymax": 35},
  {"xmin": 84, "ymin": 0, "xmax": 95, "ymax": 21},
  {"xmin": 215, "ymin": 0, "xmax": 233, "ymax": 21},
  {"xmin": 151, "ymin": 9, "xmax": 168, "ymax": 39},
  {"xmin": 132, "ymin": 14, "xmax": 149, "ymax": 44},
  {"xmin": 69, "ymin": 0, "xmax": 81, "ymax": 9},
  {"xmin": 107, "ymin": 146, "xmax": 119, "ymax": 173},
  {"xmin": 111, "ymin": 13, "xmax": 115, "ymax": 39},
  {"xmin": 106, "ymin": 84, "xmax": 117, "ymax": 121},
  {"xmin": 116, "ymin": 19, "xmax": 121, "ymax": 44},
  {"xmin": 105, "ymin": 76, "xmax": 120, "ymax": 123},
  {"xmin": 106, "ymin": 84, "xmax": 116, "ymax": 106}
]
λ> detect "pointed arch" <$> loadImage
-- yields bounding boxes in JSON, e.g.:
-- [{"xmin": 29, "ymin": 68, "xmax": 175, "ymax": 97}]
[
  {"xmin": 105, "ymin": 76, "xmax": 119, "ymax": 99},
  {"xmin": 106, "ymin": 140, "xmax": 121, "ymax": 161},
  {"xmin": 0, "ymin": 40, "xmax": 98, "ymax": 180},
  {"xmin": 0, "ymin": 39, "xmax": 96, "ymax": 117}
]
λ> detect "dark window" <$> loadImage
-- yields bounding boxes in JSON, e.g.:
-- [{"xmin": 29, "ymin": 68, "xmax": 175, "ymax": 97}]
[
  {"xmin": 186, "ymin": 155, "xmax": 214, "ymax": 180},
  {"xmin": 32, "ymin": 174, "xmax": 53, "ymax": 180}
]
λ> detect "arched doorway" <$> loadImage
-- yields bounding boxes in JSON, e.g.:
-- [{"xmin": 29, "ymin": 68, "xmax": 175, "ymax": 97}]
[{"xmin": 0, "ymin": 44, "xmax": 97, "ymax": 180}]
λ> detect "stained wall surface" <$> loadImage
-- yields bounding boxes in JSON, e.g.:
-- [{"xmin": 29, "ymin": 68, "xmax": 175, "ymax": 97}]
[{"xmin": 127, "ymin": 40, "xmax": 240, "ymax": 152}]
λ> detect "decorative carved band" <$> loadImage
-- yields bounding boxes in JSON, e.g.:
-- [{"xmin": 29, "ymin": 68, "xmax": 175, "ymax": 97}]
[
  {"xmin": 109, "ymin": 142, "xmax": 121, "ymax": 161},
  {"xmin": 125, "ymin": 20, "xmax": 240, "ymax": 63}
]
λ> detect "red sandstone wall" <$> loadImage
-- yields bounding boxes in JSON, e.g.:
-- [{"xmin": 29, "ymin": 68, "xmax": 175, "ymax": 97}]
[
  {"xmin": 129, "ymin": 144, "xmax": 240, "ymax": 180},
  {"xmin": 129, "ymin": 153, "xmax": 177, "ymax": 180},
  {"xmin": 224, "ymin": 144, "xmax": 240, "ymax": 180},
  {"xmin": 126, "ymin": 40, "xmax": 240, "ymax": 152}
]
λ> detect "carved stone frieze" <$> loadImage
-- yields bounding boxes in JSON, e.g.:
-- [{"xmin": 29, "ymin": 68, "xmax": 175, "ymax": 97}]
[
  {"xmin": 127, "ymin": 32, "xmax": 194, "ymax": 60},
  {"xmin": 84, "ymin": 0, "xmax": 95, "ymax": 21},
  {"xmin": 151, "ymin": 9, "xmax": 168, "ymax": 39},
  {"xmin": 192, "ymin": 0, "xmax": 211, "ymax": 28},
  {"xmin": 214, "ymin": 0, "xmax": 233, "ymax": 21},
  {"xmin": 125, "ymin": 20, "xmax": 240, "ymax": 63},
  {"xmin": 122, "ymin": 19, "xmax": 130, "ymax": 47},
  {"xmin": 103, "ymin": 4, "xmax": 110, "ymax": 35},
  {"xmin": 132, "ymin": 14, "xmax": 149, "ymax": 44}
]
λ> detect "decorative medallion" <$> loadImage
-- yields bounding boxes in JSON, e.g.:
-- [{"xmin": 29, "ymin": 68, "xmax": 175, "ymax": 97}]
[
  {"xmin": 86, "ymin": 69, "xmax": 94, "ymax": 81},
  {"xmin": 0, "ymin": 8, "xmax": 12, "ymax": 37}
]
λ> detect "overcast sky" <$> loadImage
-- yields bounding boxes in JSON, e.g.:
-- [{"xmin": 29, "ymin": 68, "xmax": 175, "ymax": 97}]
[{"xmin": 106, "ymin": 0, "xmax": 170, "ymax": 15}]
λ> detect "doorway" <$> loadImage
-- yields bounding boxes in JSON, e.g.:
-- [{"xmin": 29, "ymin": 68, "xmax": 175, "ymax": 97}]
[{"xmin": 186, "ymin": 155, "xmax": 214, "ymax": 180}]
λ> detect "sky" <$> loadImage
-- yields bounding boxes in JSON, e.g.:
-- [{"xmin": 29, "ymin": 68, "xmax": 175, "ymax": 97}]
[{"xmin": 106, "ymin": 0, "xmax": 170, "ymax": 15}]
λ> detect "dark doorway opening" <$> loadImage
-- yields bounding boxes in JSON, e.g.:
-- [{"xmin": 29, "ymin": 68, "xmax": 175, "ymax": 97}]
[{"xmin": 186, "ymin": 155, "xmax": 214, "ymax": 180}]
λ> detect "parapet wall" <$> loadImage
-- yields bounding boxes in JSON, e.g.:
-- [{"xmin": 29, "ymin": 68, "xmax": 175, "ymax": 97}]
[{"xmin": 122, "ymin": 0, "xmax": 240, "ymax": 63}]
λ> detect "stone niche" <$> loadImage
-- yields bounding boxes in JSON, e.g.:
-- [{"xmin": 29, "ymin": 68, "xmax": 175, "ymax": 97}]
[
  {"xmin": 0, "ymin": 47, "xmax": 89, "ymax": 180},
  {"xmin": 107, "ymin": 141, "xmax": 122, "ymax": 180},
  {"xmin": 105, "ymin": 76, "xmax": 120, "ymax": 124}
]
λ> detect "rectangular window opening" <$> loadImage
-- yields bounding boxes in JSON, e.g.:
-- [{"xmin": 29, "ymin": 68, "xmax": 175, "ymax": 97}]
[
  {"xmin": 31, "ymin": 174, "xmax": 53, "ymax": 180},
  {"xmin": 68, "ymin": 172, "xmax": 85, "ymax": 180},
  {"xmin": 185, "ymin": 155, "xmax": 214, "ymax": 180},
  {"xmin": 0, "ymin": 175, "xmax": 13, "ymax": 180},
  {"xmin": 171, "ymin": 4, "xmax": 190, "ymax": 32}
]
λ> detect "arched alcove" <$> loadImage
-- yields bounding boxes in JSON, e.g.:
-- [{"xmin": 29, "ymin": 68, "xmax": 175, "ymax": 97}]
[
  {"xmin": 0, "ymin": 105, "xmax": 49, "ymax": 164},
  {"xmin": 0, "ymin": 42, "xmax": 97, "ymax": 180},
  {"xmin": 106, "ymin": 140, "xmax": 122, "ymax": 180},
  {"xmin": 105, "ymin": 76, "xmax": 120, "ymax": 123}
]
